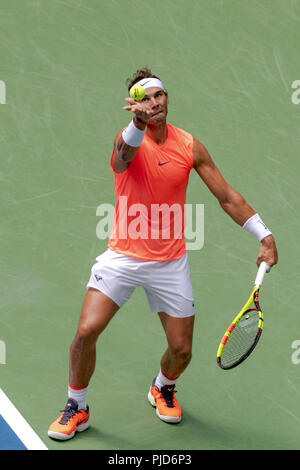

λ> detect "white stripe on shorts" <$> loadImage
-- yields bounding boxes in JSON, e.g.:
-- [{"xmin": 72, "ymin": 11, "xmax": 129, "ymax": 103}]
[{"xmin": 86, "ymin": 249, "xmax": 195, "ymax": 318}]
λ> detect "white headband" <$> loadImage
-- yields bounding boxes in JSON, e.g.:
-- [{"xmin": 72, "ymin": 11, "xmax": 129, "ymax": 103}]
[{"xmin": 135, "ymin": 77, "xmax": 165, "ymax": 91}]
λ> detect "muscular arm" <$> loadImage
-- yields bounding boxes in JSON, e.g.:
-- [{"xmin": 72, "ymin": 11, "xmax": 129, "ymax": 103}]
[
  {"xmin": 112, "ymin": 94, "xmax": 158, "ymax": 174},
  {"xmin": 193, "ymin": 138, "xmax": 255, "ymax": 225},
  {"xmin": 112, "ymin": 120, "xmax": 145, "ymax": 174},
  {"xmin": 192, "ymin": 137, "xmax": 278, "ymax": 266}
]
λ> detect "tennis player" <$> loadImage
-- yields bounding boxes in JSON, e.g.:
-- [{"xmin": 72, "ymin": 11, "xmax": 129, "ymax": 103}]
[{"xmin": 48, "ymin": 68, "xmax": 278, "ymax": 440}]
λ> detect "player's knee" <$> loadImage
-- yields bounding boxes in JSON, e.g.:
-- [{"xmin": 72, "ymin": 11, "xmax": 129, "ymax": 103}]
[
  {"xmin": 180, "ymin": 349, "xmax": 192, "ymax": 364},
  {"xmin": 170, "ymin": 343, "xmax": 192, "ymax": 363},
  {"xmin": 72, "ymin": 323, "xmax": 99, "ymax": 348}
]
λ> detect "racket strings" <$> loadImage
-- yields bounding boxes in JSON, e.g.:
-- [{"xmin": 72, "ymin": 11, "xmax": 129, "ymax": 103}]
[{"xmin": 221, "ymin": 308, "xmax": 260, "ymax": 368}]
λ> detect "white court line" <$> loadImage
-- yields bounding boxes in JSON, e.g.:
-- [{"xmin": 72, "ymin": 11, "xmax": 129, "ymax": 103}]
[{"xmin": 0, "ymin": 388, "xmax": 48, "ymax": 450}]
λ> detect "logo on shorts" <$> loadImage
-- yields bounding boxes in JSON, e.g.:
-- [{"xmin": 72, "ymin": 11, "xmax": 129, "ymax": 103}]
[{"xmin": 94, "ymin": 274, "xmax": 102, "ymax": 282}]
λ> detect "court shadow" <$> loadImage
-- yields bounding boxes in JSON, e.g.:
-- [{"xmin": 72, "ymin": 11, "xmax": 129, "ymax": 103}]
[
  {"xmin": 180, "ymin": 408, "xmax": 278, "ymax": 450},
  {"xmin": 180, "ymin": 409, "xmax": 244, "ymax": 450},
  {"xmin": 75, "ymin": 425, "xmax": 134, "ymax": 450},
  {"xmin": 48, "ymin": 425, "xmax": 134, "ymax": 450}
]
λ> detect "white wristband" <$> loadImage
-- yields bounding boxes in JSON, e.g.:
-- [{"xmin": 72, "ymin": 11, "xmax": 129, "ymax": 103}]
[
  {"xmin": 122, "ymin": 120, "xmax": 146, "ymax": 148},
  {"xmin": 243, "ymin": 213, "xmax": 272, "ymax": 242}
]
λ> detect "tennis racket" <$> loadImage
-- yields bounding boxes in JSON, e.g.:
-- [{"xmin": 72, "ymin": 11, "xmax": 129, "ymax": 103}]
[{"xmin": 216, "ymin": 261, "xmax": 270, "ymax": 370}]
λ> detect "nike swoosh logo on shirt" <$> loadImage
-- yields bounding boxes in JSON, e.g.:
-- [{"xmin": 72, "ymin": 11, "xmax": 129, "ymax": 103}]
[{"xmin": 158, "ymin": 161, "xmax": 170, "ymax": 166}]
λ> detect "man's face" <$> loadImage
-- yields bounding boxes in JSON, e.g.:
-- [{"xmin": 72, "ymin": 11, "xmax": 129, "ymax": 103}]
[{"xmin": 141, "ymin": 87, "xmax": 169, "ymax": 124}]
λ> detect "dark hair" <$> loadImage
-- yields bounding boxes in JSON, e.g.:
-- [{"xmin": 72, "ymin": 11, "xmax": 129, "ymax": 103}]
[{"xmin": 126, "ymin": 67, "xmax": 162, "ymax": 93}]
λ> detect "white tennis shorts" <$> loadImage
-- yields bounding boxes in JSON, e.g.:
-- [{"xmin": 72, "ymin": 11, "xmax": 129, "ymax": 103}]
[{"xmin": 86, "ymin": 249, "xmax": 195, "ymax": 318}]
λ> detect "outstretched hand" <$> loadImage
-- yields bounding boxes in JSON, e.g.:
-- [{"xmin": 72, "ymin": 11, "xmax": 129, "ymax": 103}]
[{"xmin": 123, "ymin": 97, "xmax": 155, "ymax": 124}]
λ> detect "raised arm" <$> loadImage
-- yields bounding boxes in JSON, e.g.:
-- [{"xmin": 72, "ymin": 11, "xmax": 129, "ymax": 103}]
[
  {"xmin": 112, "ymin": 95, "xmax": 158, "ymax": 174},
  {"xmin": 113, "ymin": 118, "xmax": 146, "ymax": 174}
]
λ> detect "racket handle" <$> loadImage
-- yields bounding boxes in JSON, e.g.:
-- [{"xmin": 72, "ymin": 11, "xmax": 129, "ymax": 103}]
[{"xmin": 254, "ymin": 261, "xmax": 270, "ymax": 287}]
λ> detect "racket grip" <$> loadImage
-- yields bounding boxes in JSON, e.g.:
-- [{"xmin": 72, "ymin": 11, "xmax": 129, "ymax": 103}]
[{"xmin": 254, "ymin": 261, "xmax": 270, "ymax": 287}]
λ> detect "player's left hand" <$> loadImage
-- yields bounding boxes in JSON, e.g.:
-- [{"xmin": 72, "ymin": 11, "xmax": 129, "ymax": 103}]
[{"xmin": 256, "ymin": 234, "xmax": 278, "ymax": 268}]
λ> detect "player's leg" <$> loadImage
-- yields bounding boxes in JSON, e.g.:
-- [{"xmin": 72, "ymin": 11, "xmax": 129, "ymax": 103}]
[
  {"xmin": 69, "ymin": 288, "xmax": 120, "ymax": 389},
  {"xmin": 144, "ymin": 252, "xmax": 195, "ymax": 423},
  {"xmin": 148, "ymin": 312, "xmax": 194, "ymax": 423},
  {"xmin": 48, "ymin": 288, "xmax": 119, "ymax": 440},
  {"xmin": 158, "ymin": 312, "xmax": 194, "ymax": 379}
]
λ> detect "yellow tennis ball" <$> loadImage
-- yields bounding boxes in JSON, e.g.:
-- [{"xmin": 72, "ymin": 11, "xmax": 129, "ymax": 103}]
[{"xmin": 129, "ymin": 84, "xmax": 146, "ymax": 101}]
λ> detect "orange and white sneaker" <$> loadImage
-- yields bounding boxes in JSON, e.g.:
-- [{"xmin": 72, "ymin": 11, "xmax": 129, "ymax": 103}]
[
  {"xmin": 148, "ymin": 378, "xmax": 182, "ymax": 423},
  {"xmin": 48, "ymin": 398, "xmax": 90, "ymax": 440}
]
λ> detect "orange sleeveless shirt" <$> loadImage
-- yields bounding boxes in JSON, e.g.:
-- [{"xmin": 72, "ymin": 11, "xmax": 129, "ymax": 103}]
[{"xmin": 108, "ymin": 123, "xmax": 194, "ymax": 261}]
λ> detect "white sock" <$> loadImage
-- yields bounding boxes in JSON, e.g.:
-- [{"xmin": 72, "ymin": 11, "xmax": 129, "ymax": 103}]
[
  {"xmin": 68, "ymin": 383, "xmax": 88, "ymax": 410},
  {"xmin": 155, "ymin": 369, "xmax": 178, "ymax": 391}
]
